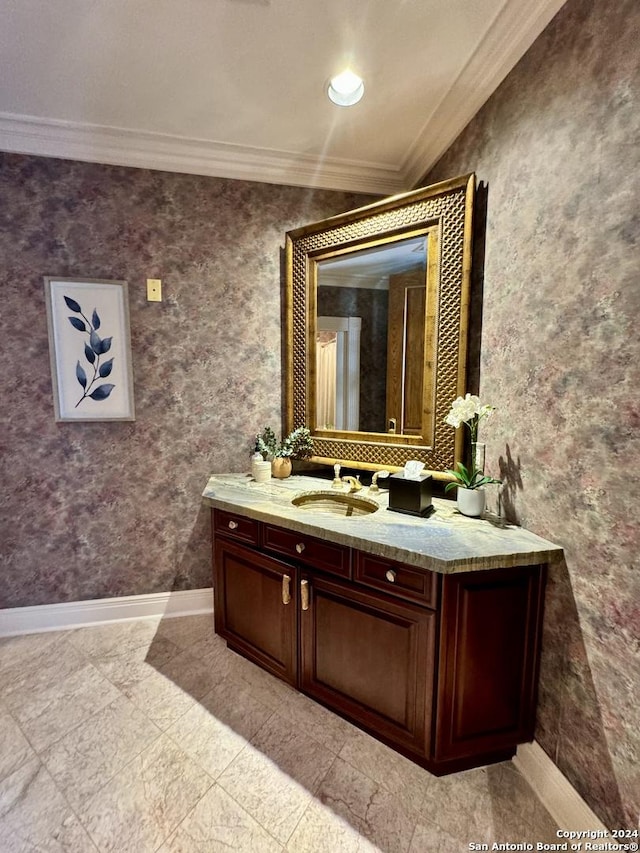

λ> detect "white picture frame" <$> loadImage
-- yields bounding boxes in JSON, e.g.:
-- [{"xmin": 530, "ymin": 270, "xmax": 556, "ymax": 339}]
[{"xmin": 44, "ymin": 277, "xmax": 135, "ymax": 422}]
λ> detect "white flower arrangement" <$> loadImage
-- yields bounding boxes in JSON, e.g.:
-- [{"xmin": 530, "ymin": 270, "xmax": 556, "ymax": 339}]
[
  {"xmin": 444, "ymin": 394, "xmax": 501, "ymax": 491},
  {"xmin": 444, "ymin": 394, "xmax": 495, "ymax": 441}
]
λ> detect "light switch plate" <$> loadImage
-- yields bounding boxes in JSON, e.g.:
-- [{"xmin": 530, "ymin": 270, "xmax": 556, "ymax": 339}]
[{"xmin": 146, "ymin": 278, "xmax": 162, "ymax": 301}]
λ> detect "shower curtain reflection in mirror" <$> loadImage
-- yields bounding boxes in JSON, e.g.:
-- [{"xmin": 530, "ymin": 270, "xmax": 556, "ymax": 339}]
[
  {"xmin": 316, "ymin": 316, "xmax": 361, "ymax": 431},
  {"xmin": 316, "ymin": 332, "xmax": 337, "ymax": 429}
]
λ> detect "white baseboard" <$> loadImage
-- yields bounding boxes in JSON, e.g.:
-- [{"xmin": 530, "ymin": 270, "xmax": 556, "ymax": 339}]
[
  {"xmin": 515, "ymin": 741, "xmax": 609, "ymax": 831},
  {"xmin": 0, "ymin": 588, "xmax": 214, "ymax": 637}
]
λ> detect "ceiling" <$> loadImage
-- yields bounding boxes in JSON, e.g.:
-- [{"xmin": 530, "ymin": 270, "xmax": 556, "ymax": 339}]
[
  {"xmin": 319, "ymin": 236, "xmax": 426, "ymax": 290},
  {"xmin": 0, "ymin": 0, "xmax": 566, "ymax": 195}
]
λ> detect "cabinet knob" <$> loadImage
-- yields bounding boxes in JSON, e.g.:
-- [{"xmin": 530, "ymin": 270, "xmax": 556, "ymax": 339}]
[
  {"xmin": 385, "ymin": 569, "xmax": 396, "ymax": 583},
  {"xmin": 295, "ymin": 542, "xmax": 305, "ymax": 554},
  {"xmin": 228, "ymin": 520, "xmax": 239, "ymax": 530}
]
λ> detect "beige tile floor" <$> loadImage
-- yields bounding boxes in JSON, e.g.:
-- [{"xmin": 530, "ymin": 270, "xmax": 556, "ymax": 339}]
[{"xmin": 0, "ymin": 613, "xmax": 561, "ymax": 852}]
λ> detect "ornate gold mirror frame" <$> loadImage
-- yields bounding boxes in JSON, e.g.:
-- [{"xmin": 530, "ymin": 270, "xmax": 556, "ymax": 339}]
[{"xmin": 285, "ymin": 173, "xmax": 475, "ymax": 476}]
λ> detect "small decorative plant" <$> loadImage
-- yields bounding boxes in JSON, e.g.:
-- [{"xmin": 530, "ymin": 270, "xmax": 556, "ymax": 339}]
[
  {"xmin": 443, "ymin": 394, "xmax": 501, "ymax": 492},
  {"xmin": 255, "ymin": 426, "xmax": 314, "ymax": 460},
  {"xmin": 255, "ymin": 426, "xmax": 278, "ymax": 459}
]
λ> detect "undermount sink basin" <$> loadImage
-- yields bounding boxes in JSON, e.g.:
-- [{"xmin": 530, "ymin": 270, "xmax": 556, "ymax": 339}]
[{"xmin": 292, "ymin": 490, "xmax": 379, "ymax": 517}]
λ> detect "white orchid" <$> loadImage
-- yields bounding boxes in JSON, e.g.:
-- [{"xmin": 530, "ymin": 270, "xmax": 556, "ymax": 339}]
[
  {"xmin": 445, "ymin": 394, "xmax": 480, "ymax": 428},
  {"xmin": 444, "ymin": 394, "xmax": 497, "ymax": 478},
  {"xmin": 445, "ymin": 394, "xmax": 495, "ymax": 431}
]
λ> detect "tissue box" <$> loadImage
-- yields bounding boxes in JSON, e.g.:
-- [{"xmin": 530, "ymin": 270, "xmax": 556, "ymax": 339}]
[{"xmin": 387, "ymin": 473, "xmax": 434, "ymax": 518}]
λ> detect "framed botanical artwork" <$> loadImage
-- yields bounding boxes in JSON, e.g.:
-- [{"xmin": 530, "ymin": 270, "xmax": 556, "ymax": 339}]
[{"xmin": 43, "ymin": 277, "xmax": 135, "ymax": 422}]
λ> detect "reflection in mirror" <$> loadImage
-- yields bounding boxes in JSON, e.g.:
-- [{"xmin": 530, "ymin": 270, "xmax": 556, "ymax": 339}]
[
  {"xmin": 316, "ymin": 316, "xmax": 361, "ymax": 430},
  {"xmin": 315, "ymin": 235, "xmax": 428, "ymax": 435}
]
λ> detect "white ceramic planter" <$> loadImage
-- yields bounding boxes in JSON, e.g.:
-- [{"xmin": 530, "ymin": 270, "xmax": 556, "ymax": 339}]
[{"xmin": 457, "ymin": 487, "xmax": 486, "ymax": 517}]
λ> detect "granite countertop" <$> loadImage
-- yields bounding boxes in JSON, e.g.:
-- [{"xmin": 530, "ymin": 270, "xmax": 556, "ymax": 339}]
[{"xmin": 202, "ymin": 473, "xmax": 563, "ymax": 575}]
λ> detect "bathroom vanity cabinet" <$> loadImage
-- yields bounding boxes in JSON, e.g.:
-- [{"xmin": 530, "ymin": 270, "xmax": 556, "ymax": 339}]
[{"xmin": 211, "ymin": 505, "xmax": 547, "ymax": 776}]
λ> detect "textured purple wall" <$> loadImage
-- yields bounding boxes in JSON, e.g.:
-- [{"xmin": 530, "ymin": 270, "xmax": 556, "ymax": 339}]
[
  {"xmin": 0, "ymin": 153, "xmax": 371, "ymax": 608},
  {"xmin": 425, "ymin": 0, "xmax": 639, "ymax": 829}
]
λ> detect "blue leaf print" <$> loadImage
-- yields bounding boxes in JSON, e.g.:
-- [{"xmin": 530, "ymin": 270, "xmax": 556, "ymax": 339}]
[
  {"xmin": 69, "ymin": 317, "xmax": 87, "ymax": 332},
  {"xmin": 89, "ymin": 384, "xmax": 115, "ymax": 401},
  {"xmin": 99, "ymin": 358, "xmax": 114, "ymax": 378},
  {"xmin": 99, "ymin": 336, "xmax": 112, "ymax": 355},
  {"xmin": 69, "ymin": 295, "xmax": 118, "ymax": 409},
  {"xmin": 76, "ymin": 360, "xmax": 87, "ymax": 389},
  {"xmin": 90, "ymin": 329, "xmax": 102, "ymax": 354},
  {"xmin": 64, "ymin": 296, "xmax": 82, "ymax": 312}
]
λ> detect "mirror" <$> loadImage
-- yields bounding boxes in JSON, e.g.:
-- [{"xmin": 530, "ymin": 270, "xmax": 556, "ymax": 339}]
[
  {"xmin": 285, "ymin": 174, "xmax": 475, "ymax": 476},
  {"xmin": 315, "ymin": 233, "xmax": 433, "ymax": 435}
]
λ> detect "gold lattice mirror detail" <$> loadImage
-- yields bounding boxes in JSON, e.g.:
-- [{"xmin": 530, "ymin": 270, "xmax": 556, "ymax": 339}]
[{"xmin": 285, "ymin": 174, "xmax": 475, "ymax": 477}]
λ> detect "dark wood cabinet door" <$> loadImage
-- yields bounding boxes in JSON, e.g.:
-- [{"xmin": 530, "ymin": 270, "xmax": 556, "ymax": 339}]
[
  {"xmin": 213, "ymin": 537, "xmax": 298, "ymax": 686},
  {"xmin": 300, "ymin": 573, "xmax": 436, "ymax": 758},
  {"xmin": 433, "ymin": 564, "xmax": 546, "ymax": 766}
]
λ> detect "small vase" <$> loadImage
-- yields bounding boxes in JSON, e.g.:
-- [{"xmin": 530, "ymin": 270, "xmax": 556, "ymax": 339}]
[
  {"xmin": 457, "ymin": 487, "xmax": 486, "ymax": 517},
  {"xmin": 271, "ymin": 457, "xmax": 292, "ymax": 479},
  {"xmin": 471, "ymin": 441, "xmax": 486, "ymax": 473}
]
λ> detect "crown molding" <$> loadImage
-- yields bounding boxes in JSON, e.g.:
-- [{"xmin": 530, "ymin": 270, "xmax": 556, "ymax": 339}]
[
  {"xmin": 0, "ymin": 112, "xmax": 403, "ymax": 196},
  {"xmin": 0, "ymin": 0, "xmax": 566, "ymax": 196},
  {"xmin": 402, "ymin": 0, "xmax": 568, "ymax": 186}
]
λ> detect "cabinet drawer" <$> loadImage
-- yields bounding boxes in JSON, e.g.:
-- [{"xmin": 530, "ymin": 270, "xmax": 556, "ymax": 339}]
[
  {"xmin": 213, "ymin": 509, "xmax": 260, "ymax": 546},
  {"xmin": 263, "ymin": 524, "xmax": 351, "ymax": 579},
  {"xmin": 355, "ymin": 552, "xmax": 438, "ymax": 608}
]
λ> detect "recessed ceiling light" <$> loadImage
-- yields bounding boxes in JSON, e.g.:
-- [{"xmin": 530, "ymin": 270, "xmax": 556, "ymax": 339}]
[{"xmin": 327, "ymin": 69, "xmax": 364, "ymax": 107}]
